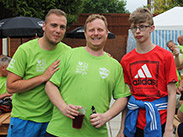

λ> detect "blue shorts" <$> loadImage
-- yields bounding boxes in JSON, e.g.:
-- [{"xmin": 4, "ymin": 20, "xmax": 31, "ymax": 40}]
[{"xmin": 7, "ymin": 117, "xmax": 48, "ymax": 137}]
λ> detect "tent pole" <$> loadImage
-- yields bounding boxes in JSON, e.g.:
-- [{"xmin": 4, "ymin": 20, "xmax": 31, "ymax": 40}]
[{"xmin": 8, "ymin": 37, "xmax": 11, "ymax": 57}]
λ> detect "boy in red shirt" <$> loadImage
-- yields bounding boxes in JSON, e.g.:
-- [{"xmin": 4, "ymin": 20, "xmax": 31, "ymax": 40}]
[{"xmin": 117, "ymin": 8, "xmax": 177, "ymax": 137}]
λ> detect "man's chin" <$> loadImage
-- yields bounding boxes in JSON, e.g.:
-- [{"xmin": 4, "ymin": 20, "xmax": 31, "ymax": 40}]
[
  {"xmin": 90, "ymin": 45, "xmax": 104, "ymax": 51},
  {"xmin": 50, "ymin": 40, "xmax": 61, "ymax": 45}
]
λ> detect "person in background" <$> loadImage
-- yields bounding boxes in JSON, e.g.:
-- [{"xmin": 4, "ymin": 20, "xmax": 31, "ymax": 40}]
[
  {"xmin": 166, "ymin": 40, "xmax": 183, "ymax": 73},
  {"xmin": 177, "ymin": 35, "xmax": 183, "ymax": 46},
  {"xmin": 166, "ymin": 40, "xmax": 183, "ymax": 111},
  {"xmin": 6, "ymin": 9, "xmax": 71, "ymax": 137},
  {"xmin": 0, "ymin": 55, "xmax": 11, "ymax": 100},
  {"xmin": 173, "ymin": 38, "xmax": 183, "ymax": 108},
  {"xmin": 167, "ymin": 40, "xmax": 177, "ymax": 53},
  {"xmin": 118, "ymin": 8, "xmax": 177, "ymax": 137},
  {"xmin": 44, "ymin": 14, "xmax": 131, "ymax": 137}
]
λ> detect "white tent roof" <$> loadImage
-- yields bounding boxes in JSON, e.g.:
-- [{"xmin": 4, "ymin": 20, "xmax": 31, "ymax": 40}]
[{"xmin": 154, "ymin": 7, "xmax": 183, "ymax": 30}]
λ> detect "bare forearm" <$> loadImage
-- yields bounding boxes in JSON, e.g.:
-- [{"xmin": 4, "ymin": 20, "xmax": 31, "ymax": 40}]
[
  {"xmin": 7, "ymin": 60, "xmax": 60, "ymax": 94},
  {"xmin": 7, "ymin": 74, "xmax": 47, "ymax": 94},
  {"xmin": 165, "ymin": 83, "xmax": 176, "ymax": 132},
  {"xmin": 104, "ymin": 97, "xmax": 128, "ymax": 122},
  {"xmin": 174, "ymin": 56, "xmax": 182, "ymax": 67},
  {"xmin": 117, "ymin": 107, "xmax": 128, "ymax": 137},
  {"xmin": 45, "ymin": 81, "xmax": 66, "ymax": 113}
]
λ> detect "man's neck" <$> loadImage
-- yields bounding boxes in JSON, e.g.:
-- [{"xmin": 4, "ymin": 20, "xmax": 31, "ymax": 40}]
[
  {"xmin": 84, "ymin": 46, "xmax": 104, "ymax": 56},
  {"xmin": 38, "ymin": 37, "xmax": 57, "ymax": 51},
  {"xmin": 136, "ymin": 40, "xmax": 155, "ymax": 54}
]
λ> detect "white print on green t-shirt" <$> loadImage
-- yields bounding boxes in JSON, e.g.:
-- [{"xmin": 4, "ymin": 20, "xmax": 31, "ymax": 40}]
[
  {"xmin": 99, "ymin": 68, "xmax": 110, "ymax": 79},
  {"xmin": 8, "ymin": 59, "xmax": 15, "ymax": 69},
  {"xmin": 76, "ymin": 61, "xmax": 88, "ymax": 75},
  {"xmin": 36, "ymin": 59, "xmax": 46, "ymax": 72}
]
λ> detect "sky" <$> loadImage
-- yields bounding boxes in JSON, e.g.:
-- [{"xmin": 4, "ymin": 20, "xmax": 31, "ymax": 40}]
[{"xmin": 125, "ymin": 0, "xmax": 147, "ymax": 13}]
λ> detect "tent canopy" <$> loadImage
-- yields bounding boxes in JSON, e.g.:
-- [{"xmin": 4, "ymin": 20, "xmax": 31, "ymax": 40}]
[
  {"xmin": 154, "ymin": 7, "xmax": 183, "ymax": 30},
  {"xmin": 151, "ymin": 7, "xmax": 183, "ymax": 50}
]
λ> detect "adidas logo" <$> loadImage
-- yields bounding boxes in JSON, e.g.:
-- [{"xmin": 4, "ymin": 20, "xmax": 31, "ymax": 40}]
[
  {"xmin": 133, "ymin": 64, "xmax": 155, "ymax": 86},
  {"xmin": 134, "ymin": 64, "xmax": 152, "ymax": 78}
]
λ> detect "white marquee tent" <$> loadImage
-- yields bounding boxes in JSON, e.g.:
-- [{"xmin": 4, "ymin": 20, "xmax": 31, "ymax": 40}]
[{"xmin": 127, "ymin": 7, "xmax": 183, "ymax": 53}]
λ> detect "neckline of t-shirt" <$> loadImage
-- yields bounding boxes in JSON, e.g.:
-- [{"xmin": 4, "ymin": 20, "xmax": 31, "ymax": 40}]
[
  {"xmin": 82, "ymin": 47, "xmax": 107, "ymax": 59},
  {"xmin": 36, "ymin": 39, "xmax": 60, "ymax": 53},
  {"xmin": 135, "ymin": 45, "xmax": 157, "ymax": 55}
]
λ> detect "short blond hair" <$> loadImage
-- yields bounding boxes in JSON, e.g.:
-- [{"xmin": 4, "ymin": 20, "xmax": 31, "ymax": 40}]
[
  {"xmin": 129, "ymin": 8, "xmax": 153, "ymax": 26},
  {"xmin": 84, "ymin": 14, "xmax": 108, "ymax": 31},
  {"xmin": 45, "ymin": 9, "xmax": 66, "ymax": 24}
]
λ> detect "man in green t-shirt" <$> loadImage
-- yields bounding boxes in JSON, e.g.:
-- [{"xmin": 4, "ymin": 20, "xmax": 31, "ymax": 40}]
[
  {"xmin": 0, "ymin": 55, "xmax": 11, "ymax": 99},
  {"xmin": 6, "ymin": 9, "xmax": 71, "ymax": 137},
  {"xmin": 44, "ymin": 14, "xmax": 131, "ymax": 137}
]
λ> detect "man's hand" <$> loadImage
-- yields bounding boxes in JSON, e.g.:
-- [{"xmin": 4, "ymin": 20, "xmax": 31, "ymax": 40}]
[
  {"xmin": 173, "ymin": 47, "xmax": 180, "ymax": 57},
  {"xmin": 90, "ymin": 113, "xmax": 108, "ymax": 128},
  {"xmin": 62, "ymin": 105, "xmax": 82, "ymax": 119},
  {"xmin": 42, "ymin": 60, "xmax": 60, "ymax": 81}
]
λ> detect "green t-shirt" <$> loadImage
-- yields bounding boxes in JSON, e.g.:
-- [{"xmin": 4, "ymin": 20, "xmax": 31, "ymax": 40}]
[
  {"xmin": 176, "ymin": 70, "xmax": 181, "ymax": 87},
  {"xmin": 7, "ymin": 38, "xmax": 71, "ymax": 122},
  {"xmin": 177, "ymin": 45, "xmax": 183, "ymax": 54},
  {"xmin": 180, "ymin": 103, "xmax": 183, "ymax": 113},
  {"xmin": 0, "ymin": 76, "xmax": 7, "ymax": 95},
  {"xmin": 47, "ymin": 47, "xmax": 131, "ymax": 137}
]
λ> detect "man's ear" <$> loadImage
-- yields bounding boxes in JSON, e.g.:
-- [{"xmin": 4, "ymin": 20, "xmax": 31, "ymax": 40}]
[
  {"xmin": 42, "ymin": 22, "xmax": 46, "ymax": 31},
  {"xmin": 150, "ymin": 25, "xmax": 155, "ymax": 33}
]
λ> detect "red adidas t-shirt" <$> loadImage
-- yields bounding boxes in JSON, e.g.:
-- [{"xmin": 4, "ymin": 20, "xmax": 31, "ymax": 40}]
[{"xmin": 121, "ymin": 45, "xmax": 178, "ymax": 129}]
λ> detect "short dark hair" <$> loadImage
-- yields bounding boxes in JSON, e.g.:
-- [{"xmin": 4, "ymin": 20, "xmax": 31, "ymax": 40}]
[{"xmin": 166, "ymin": 40, "xmax": 173, "ymax": 46}]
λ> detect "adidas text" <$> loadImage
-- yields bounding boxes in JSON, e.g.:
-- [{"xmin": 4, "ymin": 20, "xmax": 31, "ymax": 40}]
[{"xmin": 133, "ymin": 78, "xmax": 156, "ymax": 86}]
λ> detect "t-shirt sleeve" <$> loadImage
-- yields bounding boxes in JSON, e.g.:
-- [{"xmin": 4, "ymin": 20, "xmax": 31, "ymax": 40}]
[
  {"xmin": 7, "ymin": 46, "xmax": 27, "ymax": 77},
  {"xmin": 113, "ymin": 63, "xmax": 131, "ymax": 99},
  {"xmin": 120, "ymin": 58, "xmax": 131, "ymax": 85},
  {"xmin": 165, "ymin": 52, "xmax": 178, "ymax": 84}
]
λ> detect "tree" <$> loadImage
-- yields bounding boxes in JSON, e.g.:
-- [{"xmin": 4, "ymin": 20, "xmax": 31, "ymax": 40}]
[
  {"xmin": 175, "ymin": 0, "xmax": 183, "ymax": 6},
  {"xmin": 0, "ymin": 0, "xmax": 84, "ymax": 27},
  {"xmin": 81, "ymin": 0, "xmax": 129, "ymax": 13},
  {"xmin": 152, "ymin": 0, "xmax": 178, "ymax": 14}
]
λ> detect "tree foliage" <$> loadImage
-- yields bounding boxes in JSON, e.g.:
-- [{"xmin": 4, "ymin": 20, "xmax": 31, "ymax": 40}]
[
  {"xmin": 175, "ymin": 0, "xmax": 183, "ymax": 6},
  {"xmin": 0, "ymin": 0, "xmax": 129, "ymax": 27},
  {"xmin": 152, "ymin": 0, "xmax": 178, "ymax": 14},
  {"xmin": 81, "ymin": 0, "xmax": 129, "ymax": 13},
  {"xmin": 0, "ymin": 0, "xmax": 84, "ymax": 27}
]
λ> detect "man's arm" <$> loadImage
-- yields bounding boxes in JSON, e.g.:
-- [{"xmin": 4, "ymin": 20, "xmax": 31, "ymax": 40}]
[
  {"xmin": 90, "ymin": 97, "xmax": 128, "ymax": 128},
  {"xmin": 45, "ymin": 81, "xmax": 80, "ymax": 119},
  {"xmin": 116, "ymin": 107, "xmax": 128, "ymax": 137},
  {"xmin": 7, "ymin": 60, "xmax": 60, "ymax": 94},
  {"xmin": 163, "ymin": 82, "xmax": 176, "ymax": 137},
  {"xmin": 173, "ymin": 49, "xmax": 183, "ymax": 67}
]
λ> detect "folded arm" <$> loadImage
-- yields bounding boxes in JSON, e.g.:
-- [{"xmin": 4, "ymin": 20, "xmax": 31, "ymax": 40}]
[{"xmin": 7, "ymin": 60, "xmax": 60, "ymax": 94}]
